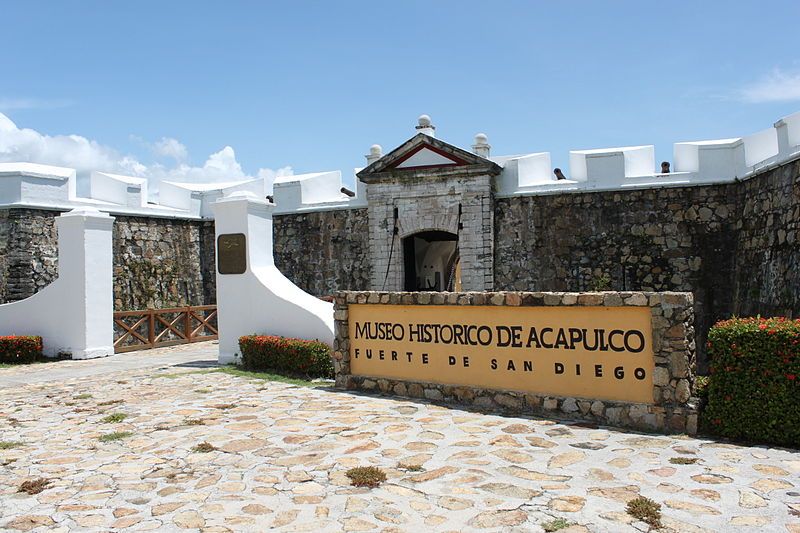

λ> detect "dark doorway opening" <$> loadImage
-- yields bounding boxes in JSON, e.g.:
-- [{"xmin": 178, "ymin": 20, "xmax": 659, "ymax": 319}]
[{"xmin": 402, "ymin": 230, "xmax": 460, "ymax": 291}]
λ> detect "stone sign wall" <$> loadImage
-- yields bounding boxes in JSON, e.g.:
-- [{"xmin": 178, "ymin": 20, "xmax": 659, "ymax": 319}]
[{"xmin": 333, "ymin": 290, "xmax": 698, "ymax": 435}]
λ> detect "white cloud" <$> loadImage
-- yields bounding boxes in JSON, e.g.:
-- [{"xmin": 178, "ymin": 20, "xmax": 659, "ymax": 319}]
[
  {"xmin": 739, "ymin": 68, "xmax": 800, "ymax": 103},
  {"xmin": 152, "ymin": 137, "xmax": 188, "ymax": 162},
  {"xmin": 0, "ymin": 112, "xmax": 292, "ymax": 197}
]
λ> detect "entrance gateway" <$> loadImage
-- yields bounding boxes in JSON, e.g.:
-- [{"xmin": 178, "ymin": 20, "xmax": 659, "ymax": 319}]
[
  {"xmin": 357, "ymin": 116, "xmax": 500, "ymax": 293},
  {"xmin": 402, "ymin": 230, "xmax": 460, "ymax": 292}
]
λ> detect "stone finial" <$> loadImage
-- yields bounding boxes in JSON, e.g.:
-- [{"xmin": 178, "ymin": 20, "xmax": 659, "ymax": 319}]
[
  {"xmin": 366, "ymin": 144, "xmax": 383, "ymax": 165},
  {"xmin": 472, "ymin": 133, "xmax": 491, "ymax": 158},
  {"xmin": 415, "ymin": 114, "xmax": 436, "ymax": 137}
]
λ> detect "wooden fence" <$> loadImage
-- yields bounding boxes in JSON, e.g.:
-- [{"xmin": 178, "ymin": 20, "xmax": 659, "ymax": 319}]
[{"xmin": 113, "ymin": 305, "xmax": 218, "ymax": 353}]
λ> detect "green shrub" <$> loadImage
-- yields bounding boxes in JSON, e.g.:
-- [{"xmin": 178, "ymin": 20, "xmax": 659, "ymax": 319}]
[
  {"xmin": 703, "ymin": 317, "xmax": 799, "ymax": 446},
  {"xmin": 0, "ymin": 336, "xmax": 42, "ymax": 364},
  {"xmin": 239, "ymin": 335, "xmax": 333, "ymax": 378}
]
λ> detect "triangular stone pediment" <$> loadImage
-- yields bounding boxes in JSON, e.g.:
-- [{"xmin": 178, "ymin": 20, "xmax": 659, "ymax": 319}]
[
  {"xmin": 395, "ymin": 146, "xmax": 463, "ymax": 169},
  {"xmin": 357, "ymin": 133, "xmax": 502, "ymax": 183}
]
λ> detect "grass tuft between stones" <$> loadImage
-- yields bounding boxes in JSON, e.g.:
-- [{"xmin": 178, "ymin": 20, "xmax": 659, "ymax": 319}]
[
  {"xmin": 192, "ymin": 441, "xmax": 217, "ymax": 453},
  {"xmin": 99, "ymin": 431, "xmax": 134, "ymax": 443},
  {"xmin": 101, "ymin": 413, "xmax": 128, "ymax": 423},
  {"xmin": 19, "ymin": 478, "xmax": 51, "ymax": 495},
  {"xmin": 542, "ymin": 518, "xmax": 572, "ymax": 532},
  {"xmin": 669, "ymin": 456, "xmax": 698, "ymax": 465},
  {"xmin": 0, "ymin": 441, "xmax": 23, "ymax": 450},
  {"xmin": 184, "ymin": 418, "xmax": 205, "ymax": 426},
  {"xmin": 397, "ymin": 462, "xmax": 423, "ymax": 472},
  {"xmin": 346, "ymin": 466, "xmax": 387, "ymax": 488},
  {"xmin": 626, "ymin": 496, "xmax": 662, "ymax": 528},
  {"xmin": 74, "ymin": 393, "xmax": 92, "ymax": 400}
]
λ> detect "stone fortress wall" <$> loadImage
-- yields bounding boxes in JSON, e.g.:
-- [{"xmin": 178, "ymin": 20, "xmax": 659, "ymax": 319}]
[
  {"xmin": 0, "ymin": 112, "xmax": 798, "ymax": 370},
  {"xmin": 0, "ymin": 209, "xmax": 216, "ymax": 311}
]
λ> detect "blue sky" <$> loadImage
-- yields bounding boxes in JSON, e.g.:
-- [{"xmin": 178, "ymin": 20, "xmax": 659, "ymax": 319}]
[{"xmin": 2, "ymin": 1, "xmax": 800, "ymax": 189}]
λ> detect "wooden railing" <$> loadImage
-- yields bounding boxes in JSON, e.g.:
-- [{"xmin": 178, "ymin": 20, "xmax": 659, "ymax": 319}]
[{"xmin": 113, "ymin": 305, "xmax": 218, "ymax": 353}]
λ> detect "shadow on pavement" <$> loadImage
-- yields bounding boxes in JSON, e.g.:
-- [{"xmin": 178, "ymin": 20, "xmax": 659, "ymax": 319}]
[{"xmin": 173, "ymin": 360, "xmax": 220, "ymax": 369}]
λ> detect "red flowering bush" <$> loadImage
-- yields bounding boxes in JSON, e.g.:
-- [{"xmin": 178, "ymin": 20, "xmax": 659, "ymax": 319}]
[
  {"xmin": 0, "ymin": 336, "xmax": 43, "ymax": 364},
  {"xmin": 703, "ymin": 317, "xmax": 799, "ymax": 446},
  {"xmin": 238, "ymin": 335, "xmax": 333, "ymax": 378}
]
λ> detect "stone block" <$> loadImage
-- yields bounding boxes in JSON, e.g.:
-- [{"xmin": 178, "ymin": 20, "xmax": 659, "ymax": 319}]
[
  {"xmin": 624, "ymin": 293, "xmax": 648, "ymax": 306},
  {"xmin": 424, "ymin": 388, "xmax": 443, "ymax": 401},
  {"xmin": 653, "ymin": 366, "xmax": 670, "ymax": 387},
  {"xmin": 490, "ymin": 293, "xmax": 505, "ymax": 305},
  {"xmin": 562, "ymin": 293, "xmax": 578, "ymax": 305},
  {"xmin": 577, "ymin": 294, "xmax": 604, "ymax": 306},
  {"xmin": 561, "ymin": 397, "xmax": 579, "ymax": 413},
  {"xmin": 473, "ymin": 396, "xmax": 494, "ymax": 409},
  {"xmin": 675, "ymin": 379, "xmax": 691, "ymax": 403},
  {"xmin": 407, "ymin": 383, "xmax": 424, "ymax": 398},
  {"xmin": 494, "ymin": 393, "xmax": 522, "ymax": 410}
]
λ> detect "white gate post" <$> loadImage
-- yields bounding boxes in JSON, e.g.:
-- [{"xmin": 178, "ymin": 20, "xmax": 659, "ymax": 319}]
[
  {"xmin": 56, "ymin": 207, "xmax": 115, "ymax": 358},
  {"xmin": 212, "ymin": 192, "xmax": 334, "ymax": 364},
  {"xmin": 0, "ymin": 207, "xmax": 115, "ymax": 358}
]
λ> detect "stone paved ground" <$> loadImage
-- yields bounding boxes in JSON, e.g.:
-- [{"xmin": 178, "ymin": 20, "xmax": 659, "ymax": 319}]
[{"xmin": 0, "ymin": 344, "xmax": 798, "ymax": 532}]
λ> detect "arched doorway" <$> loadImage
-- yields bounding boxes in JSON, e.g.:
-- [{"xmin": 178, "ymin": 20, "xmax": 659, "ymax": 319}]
[{"xmin": 402, "ymin": 230, "xmax": 461, "ymax": 291}]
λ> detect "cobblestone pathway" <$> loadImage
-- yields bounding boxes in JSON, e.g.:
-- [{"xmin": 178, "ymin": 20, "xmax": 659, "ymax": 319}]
[{"xmin": 0, "ymin": 345, "xmax": 798, "ymax": 532}]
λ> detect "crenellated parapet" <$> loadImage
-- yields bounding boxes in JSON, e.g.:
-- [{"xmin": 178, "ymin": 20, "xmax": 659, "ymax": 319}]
[
  {"xmin": 0, "ymin": 162, "xmax": 77, "ymax": 207},
  {"xmin": 0, "ymin": 111, "xmax": 798, "ymax": 217},
  {"xmin": 493, "ymin": 111, "xmax": 800, "ymax": 197},
  {"xmin": 272, "ymin": 170, "xmax": 366, "ymax": 214}
]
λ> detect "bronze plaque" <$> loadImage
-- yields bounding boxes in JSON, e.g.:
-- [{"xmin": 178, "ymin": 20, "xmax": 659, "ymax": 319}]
[{"xmin": 217, "ymin": 233, "xmax": 247, "ymax": 274}]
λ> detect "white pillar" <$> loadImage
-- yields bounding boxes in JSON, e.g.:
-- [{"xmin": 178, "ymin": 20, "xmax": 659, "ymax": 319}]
[
  {"xmin": 212, "ymin": 192, "xmax": 334, "ymax": 364},
  {"xmin": 56, "ymin": 207, "xmax": 115, "ymax": 358},
  {"xmin": 0, "ymin": 207, "xmax": 115, "ymax": 358}
]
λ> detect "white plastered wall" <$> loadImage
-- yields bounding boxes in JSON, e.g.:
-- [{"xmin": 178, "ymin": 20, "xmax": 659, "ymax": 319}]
[
  {"xmin": 0, "ymin": 207, "xmax": 114, "ymax": 358},
  {"xmin": 212, "ymin": 192, "xmax": 334, "ymax": 364}
]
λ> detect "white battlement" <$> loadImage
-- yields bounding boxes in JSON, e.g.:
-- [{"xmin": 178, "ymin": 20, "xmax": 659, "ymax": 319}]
[
  {"xmin": 272, "ymin": 170, "xmax": 367, "ymax": 214},
  {"xmin": 159, "ymin": 178, "xmax": 264, "ymax": 218},
  {"xmin": 494, "ymin": 111, "xmax": 796, "ymax": 197},
  {"xmin": 674, "ymin": 138, "xmax": 746, "ymax": 182},
  {"xmin": 90, "ymin": 171, "xmax": 148, "ymax": 208},
  {"xmin": 775, "ymin": 111, "xmax": 800, "ymax": 160},
  {"xmin": 0, "ymin": 111, "xmax": 798, "ymax": 215},
  {"xmin": 570, "ymin": 145, "xmax": 656, "ymax": 185},
  {"xmin": 0, "ymin": 162, "xmax": 77, "ymax": 206}
]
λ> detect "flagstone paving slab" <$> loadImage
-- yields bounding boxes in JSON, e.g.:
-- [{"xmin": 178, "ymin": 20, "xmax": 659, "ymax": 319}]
[{"xmin": 0, "ymin": 344, "xmax": 798, "ymax": 532}]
